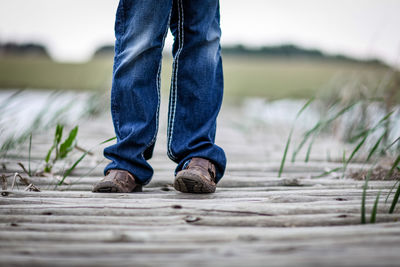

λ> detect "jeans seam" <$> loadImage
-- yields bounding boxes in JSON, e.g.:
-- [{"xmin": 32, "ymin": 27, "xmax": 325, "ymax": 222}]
[
  {"xmin": 141, "ymin": 9, "xmax": 172, "ymax": 160},
  {"xmin": 111, "ymin": 0, "xmax": 126, "ymax": 138},
  {"xmin": 167, "ymin": 0, "xmax": 184, "ymax": 161},
  {"xmin": 116, "ymin": 0, "xmax": 126, "ymax": 55}
]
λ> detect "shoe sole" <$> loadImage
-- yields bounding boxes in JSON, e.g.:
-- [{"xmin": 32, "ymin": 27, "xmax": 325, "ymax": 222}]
[
  {"xmin": 174, "ymin": 171, "xmax": 216, "ymax": 194},
  {"xmin": 92, "ymin": 181, "xmax": 142, "ymax": 193}
]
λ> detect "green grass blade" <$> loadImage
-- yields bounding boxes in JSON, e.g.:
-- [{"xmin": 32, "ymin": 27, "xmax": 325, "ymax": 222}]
[
  {"xmin": 45, "ymin": 144, "xmax": 55, "ymax": 164},
  {"xmin": 54, "ymin": 124, "xmax": 64, "ymax": 159},
  {"xmin": 385, "ymin": 137, "xmax": 400, "ymax": 151},
  {"xmin": 100, "ymin": 136, "xmax": 117, "ymax": 145},
  {"xmin": 342, "ymin": 150, "xmax": 346, "ymax": 164},
  {"xmin": 292, "ymin": 102, "xmax": 357, "ymax": 163},
  {"xmin": 312, "ymin": 167, "xmax": 342, "ymax": 178},
  {"xmin": 370, "ymin": 191, "xmax": 381, "ymax": 223},
  {"xmin": 59, "ymin": 126, "xmax": 79, "ymax": 159},
  {"xmin": 349, "ymin": 111, "xmax": 394, "ymax": 143},
  {"xmin": 342, "ymin": 135, "xmax": 367, "ymax": 178},
  {"xmin": 0, "ymin": 89, "xmax": 23, "ymax": 113},
  {"xmin": 386, "ymin": 155, "xmax": 400, "ymax": 180},
  {"xmin": 45, "ymin": 124, "xmax": 63, "ymax": 164},
  {"xmin": 347, "ymin": 135, "xmax": 367, "ymax": 164},
  {"xmin": 361, "ymin": 173, "xmax": 370, "ymax": 224},
  {"xmin": 389, "ymin": 181, "xmax": 400, "ymax": 214},
  {"xmin": 278, "ymin": 129, "xmax": 293, "ymax": 178},
  {"xmin": 325, "ymin": 102, "xmax": 358, "ymax": 125},
  {"xmin": 385, "ymin": 180, "xmax": 399, "ymax": 204},
  {"xmin": 278, "ymin": 98, "xmax": 314, "ymax": 177},
  {"xmin": 28, "ymin": 133, "xmax": 32, "ymax": 177},
  {"xmin": 295, "ymin": 97, "xmax": 315, "ymax": 119},
  {"xmin": 291, "ymin": 122, "xmax": 321, "ymax": 162},
  {"xmin": 388, "ymin": 155, "xmax": 400, "ymax": 213},
  {"xmin": 349, "ymin": 130, "xmax": 369, "ymax": 143},
  {"xmin": 58, "ymin": 151, "xmax": 88, "ymax": 186},
  {"xmin": 57, "ymin": 136, "xmax": 118, "ymax": 186},
  {"xmin": 373, "ymin": 111, "xmax": 394, "ymax": 129},
  {"xmin": 305, "ymin": 129, "xmax": 320, "ymax": 162},
  {"xmin": 55, "ymin": 124, "xmax": 63, "ymax": 144},
  {"xmin": 366, "ymin": 131, "xmax": 386, "ymax": 162}
]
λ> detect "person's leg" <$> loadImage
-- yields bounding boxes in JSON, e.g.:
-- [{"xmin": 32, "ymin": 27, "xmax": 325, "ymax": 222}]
[
  {"xmin": 103, "ymin": 0, "xmax": 172, "ymax": 185},
  {"xmin": 168, "ymin": 0, "xmax": 226, "ymax": 183}
]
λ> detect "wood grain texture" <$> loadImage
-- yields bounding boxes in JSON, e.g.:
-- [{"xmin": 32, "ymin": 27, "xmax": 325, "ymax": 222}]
[{"xmin": 1, "ymin": 107, "xmax": 399, "ymax": 267}]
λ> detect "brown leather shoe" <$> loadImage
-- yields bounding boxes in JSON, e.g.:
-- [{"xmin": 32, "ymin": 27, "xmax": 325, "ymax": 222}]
[
  {"xmin": 92, "ymin": 169, "xmax": 142, "ymax": 193},
  {"xmin": 174, "ymin": 157, "xmax": 217, "ymax": 193}
]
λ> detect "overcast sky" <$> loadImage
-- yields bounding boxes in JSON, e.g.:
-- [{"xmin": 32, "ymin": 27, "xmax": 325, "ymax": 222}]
[{"xmin": 0, "ymin": 0, "xmax": 399, "ymax": 66}]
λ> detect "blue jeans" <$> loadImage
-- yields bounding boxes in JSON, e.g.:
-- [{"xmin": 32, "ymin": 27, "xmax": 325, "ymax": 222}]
[{"xmin": 103, "ymin": 0, "xmax": 226, "ymax": 185}]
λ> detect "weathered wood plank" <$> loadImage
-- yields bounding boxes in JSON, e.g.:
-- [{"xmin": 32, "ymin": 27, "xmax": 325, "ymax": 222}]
[
  {"xmin": 1, "ymin": 104, "xmax": 400, "ymax": 267},
  {"xmin": 0, "ymin": 187, "xmax": 391, "ymax": 200},
  {"xmin": 1, "ymin": 213, "xmax": 398, "ymax": 227},
  {"xmin": 0, "ymin": 204, "xmax": 389, "ymax": 218},
  {"xmin": 4, "ymin": 175, "xmax": 394, "ymax": 187},
  {"xmin": 1, "ymin": 222, "xmax": 400, "ymax": 237},
  {"xmin": 0, "ymin": 226, "xmax": 399, "ymax": 267}
]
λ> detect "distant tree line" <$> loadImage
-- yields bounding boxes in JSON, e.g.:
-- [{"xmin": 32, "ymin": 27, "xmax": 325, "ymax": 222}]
[
  {"xmin": 0, "ymin": 42, "xmax": 50, "ymax": 58},
  {"xmin": 0, "ymin": 41, "xmax": 385, "ymax": 66},
  {"xmin": 222, "ymin": 44, "xmax": 384, "ymax": 65},
  {"xmin": 222, "ymin": 44, "xmax": 324, "ymax": 57},
  {"xmin": 93, "ymin": 45, "xmax": 114, "ymax": 58},
  {"xmin": 92, "ymin": 43, "xmax": 384, "ymax": 66}
]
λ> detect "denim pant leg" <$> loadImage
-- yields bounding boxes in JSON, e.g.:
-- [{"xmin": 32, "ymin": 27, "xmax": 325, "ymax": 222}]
[
  {"xmin": 103, "ymin": 0, "xmax": 172, "ymax": 185},
  {"xmin": 168, "ymin": 0, "xmax": 227, "ymax": 183}
]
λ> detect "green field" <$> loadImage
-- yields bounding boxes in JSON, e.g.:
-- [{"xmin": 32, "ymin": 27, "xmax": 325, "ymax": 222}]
[{"xmin": 0, "ymin": 55, "xmax": 391, "ymax": 101}]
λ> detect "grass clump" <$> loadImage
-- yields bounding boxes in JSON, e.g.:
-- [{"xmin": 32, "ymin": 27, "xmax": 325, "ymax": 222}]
[
  {"xmin": 278, "ymin": 97, "xmax": 314, "ymax": 177},
  {"xmin": 278, "ymin": 71, "xmax": 400, "ymax": 224},
  {"xmin": 44, "ymin": 124, "xmax": 78, "ymax": 173}
]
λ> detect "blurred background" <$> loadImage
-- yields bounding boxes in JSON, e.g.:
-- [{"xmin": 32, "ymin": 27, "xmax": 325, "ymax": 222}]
[
  {"xmin": 2, "ymin": 2, "xmax": 400, "ymax": 262},
  {"xmin": 1, "ymin": 0, "xmax": 399, "ymax": 96},
  {"xmin": 0, "ymin": 0, "xmax": 399, "ymax": 155}
]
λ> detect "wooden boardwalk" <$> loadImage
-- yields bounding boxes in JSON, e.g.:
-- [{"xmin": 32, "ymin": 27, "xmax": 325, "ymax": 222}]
[{"xmin": 1, "ymin": 104, "xmax": 400, "ymax": 267}]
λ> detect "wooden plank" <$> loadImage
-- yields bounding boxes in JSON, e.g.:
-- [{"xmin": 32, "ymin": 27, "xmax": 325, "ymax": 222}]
[
  {"xmin": 0, "ymin": 213, "xmax": 398, "ymax": 227},
  {"xmin": 0, "ymin": 251, "xmax": 398, "ymax": 267},
  {"xmin": 2, "ymin": 102, "xmax": 400, "ymax": 267},
  {"xmin": 0, "ymin": 204, "xmax": 387, "ymax": 217},
  {"xmin": 0, "ymin": 228, "xmax": 399, "ymax": 267},
  {"xmin": 1, "ymin": 222, "xmax": 400, "ymax": 237},
  {"xmin": 1, "ymin": 160, "xmax": 371, "ymax": 174},
  {"xmin": 0, "ymin": 187, "xmax": 391, "ymax": 200},
  {"xmin": 5, "ymin": 175, "xmax": 396, "ymax": 186}
]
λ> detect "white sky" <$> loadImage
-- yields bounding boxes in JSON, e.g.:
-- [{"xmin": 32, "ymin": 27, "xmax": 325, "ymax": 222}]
[{"xmin": 0, "ymin": 0, "xmax": 399, "ymax": 66}]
